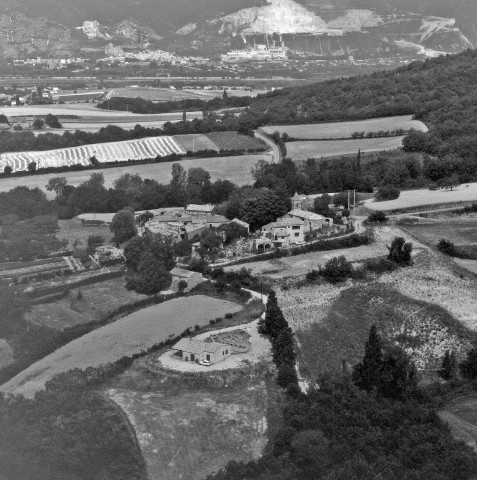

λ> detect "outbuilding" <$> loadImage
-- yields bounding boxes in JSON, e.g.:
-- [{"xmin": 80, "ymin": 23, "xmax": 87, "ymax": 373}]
[{"xmin": 172, "ymin": 338, "xmax": 231, "ymax": 364}]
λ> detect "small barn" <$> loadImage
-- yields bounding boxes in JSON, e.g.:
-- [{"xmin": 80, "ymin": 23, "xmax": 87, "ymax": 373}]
[
  {"xmin": 172, "ymin": 338, "xmax": 231, "ymax": 364},
  {"xmin": 170, "ymin": 267, "xmax": 203, "ymax": 292}
]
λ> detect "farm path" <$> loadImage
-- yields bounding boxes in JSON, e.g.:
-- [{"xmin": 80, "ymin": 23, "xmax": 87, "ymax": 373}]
[
  {"xmin": 439, "ymin": 395, "xmax": 477, "ymax": 453},
  {"xmin": 255, "ymin": 130, "xmax": 279, "ymax": 163}
]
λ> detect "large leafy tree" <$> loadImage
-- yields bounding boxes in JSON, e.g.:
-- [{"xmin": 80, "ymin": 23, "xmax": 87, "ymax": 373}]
[
  {"xmin": 110, "ymin": 209, "xmax": 137, "ymax": 246},
  {"xmin": 240, "ymin": 189, "xmax": 289, "ymax": 230}
]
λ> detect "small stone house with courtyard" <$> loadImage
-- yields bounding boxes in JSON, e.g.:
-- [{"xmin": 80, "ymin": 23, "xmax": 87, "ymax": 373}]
[{"xmin": 172, "ymin": 338, "xmax": 231, "ymax": 364}]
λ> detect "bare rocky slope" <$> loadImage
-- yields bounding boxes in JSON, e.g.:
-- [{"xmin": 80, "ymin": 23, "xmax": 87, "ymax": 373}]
[{"xmin": 0, "ymin": 0, "xmax": 474, "ymax": 59}]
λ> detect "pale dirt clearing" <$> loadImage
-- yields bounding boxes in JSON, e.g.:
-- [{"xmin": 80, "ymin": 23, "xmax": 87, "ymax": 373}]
[
  {"xmin": 159, "ymin": 319, "xmax": 271, "ymax": 372},
  {"xmin": 0, "ymin": 153, "xmax": 266, "ymax": 199},
  {"xmin": 0, "ymin": 295, "xmax": 242, "ymax": 398},
  {"xmin": 286, "ymin": 136, "xmax": 404, "ymax": 160},
  {"xmin": 262, "ymin": 115, "xmax": 427, "ymax": 139},
  {"xmin": 367, "ymin": 183, "xmax": 477, "ymax": 211},
  {"xmin": 106, "ymin": 377, "xmax": 270, "ymax": 480}
]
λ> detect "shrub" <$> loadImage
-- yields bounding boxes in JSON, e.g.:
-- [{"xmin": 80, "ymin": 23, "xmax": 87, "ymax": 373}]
[
  {"xmin": 387, "ymin": 237, "xmax": 413, "ymax": 265},
  {"xmin": 209, "ymin": 319, "xmax": 216, "ymax": 325},
  {"xmin": 225, "ymin": 313, "xmax": 234, "ymax": 319},
  {"xmin": 375, "ymin": 185, "xmax": 400, "ymax": 202},
  {"xmin": 437, "ymin": 239, "xmax": 457, "ymax": 256},
  {"xmin": 368, "ymin": 211, "xmax": 387, "ymax": 223},
  {"xmin": 178, "ymin": 280, "xmax": 188, "ymax": 292},
  {"xmin": 320, "ymin": 256, "xmax": 353, "ymax": 284}
]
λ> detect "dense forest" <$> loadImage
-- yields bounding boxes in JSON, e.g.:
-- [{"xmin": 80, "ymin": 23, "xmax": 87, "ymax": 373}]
[
  {"xmin": 238, "ymin": 49, "xmax": 477, "ymax": 163},
  {"xmin": 209, "ymin": 325, "xmax": 477, "ymax": 480}
]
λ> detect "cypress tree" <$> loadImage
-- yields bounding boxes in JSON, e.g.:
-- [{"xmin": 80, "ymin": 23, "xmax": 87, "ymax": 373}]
[
  {"xmin": 438, "ymin": 349, "xmax": 456, "ymax": 381},
  {"xmin": 353, "ymin": 325, "xmax": 383, "ymax": 392}
]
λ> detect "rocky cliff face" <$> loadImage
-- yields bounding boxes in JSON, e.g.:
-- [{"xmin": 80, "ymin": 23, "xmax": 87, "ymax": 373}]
[{"xmin": 0, "ymin": 0, "xmax": 474, "ymax": 60}]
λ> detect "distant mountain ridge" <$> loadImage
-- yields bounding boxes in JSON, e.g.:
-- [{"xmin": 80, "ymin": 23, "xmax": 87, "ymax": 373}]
[{"xmin": 0, "ymin": 0, "xmax": 475, "ymax": 59}]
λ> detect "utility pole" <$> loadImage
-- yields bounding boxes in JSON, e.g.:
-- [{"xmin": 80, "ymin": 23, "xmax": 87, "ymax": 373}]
[
  {"xmin": 347, "ymin": 190, "xmax": 350, "ymax": 210},
  {"xmin": 354, "ymin": 189, "xmax": 356, "ymax": 217}
]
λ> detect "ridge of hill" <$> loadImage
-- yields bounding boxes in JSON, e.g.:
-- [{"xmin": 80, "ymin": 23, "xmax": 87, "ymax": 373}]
[{"xmin": 240, "ymin": 48, "xmax": 477, "ymax": 161}]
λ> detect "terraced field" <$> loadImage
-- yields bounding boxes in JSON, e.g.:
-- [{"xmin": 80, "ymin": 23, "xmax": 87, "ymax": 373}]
[{"xmin": 0, "ymin": 136, "xmax": 186, "ymax": 172}]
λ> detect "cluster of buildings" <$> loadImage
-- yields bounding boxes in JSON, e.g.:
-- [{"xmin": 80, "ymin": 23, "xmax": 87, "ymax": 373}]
[
  {"xmin": 99, "ymin": 44, "xmax": 209, "ymax": 66},
  {"xmin": 221, "ymin": 42, "xmax": 288, "ymax": 63},
  {"xmin": 13, "ymin": 58, "xmax": 86, "ymax": 68},
  {"xmin": 143, "ymin": 204, "xmax": 248, "ymax": 245}
]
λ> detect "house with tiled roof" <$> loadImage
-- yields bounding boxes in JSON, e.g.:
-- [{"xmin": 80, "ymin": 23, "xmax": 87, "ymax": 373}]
[
  {"xmin": 261, "ymin": 217, "xmax": 305, "ymax": 248},
  {"xmin": 186, "ymin": 204, "xmax": 214, "ymax": 215},
  {"xmin": 172, "ymin": 338, "xmax": 231, "ymax": 364},
  {"xmin": 286, "ymin": 209, "xmax": 333, "ymax": 230}
]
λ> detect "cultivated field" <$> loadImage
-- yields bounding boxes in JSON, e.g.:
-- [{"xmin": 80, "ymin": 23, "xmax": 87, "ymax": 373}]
[
  {"xmin": 0, "ymin": 136, "xmax": 186, "ymax": 172},
  {"xmin": 285, "ymin": 136, "xmax": 405, "ymax": 160},
  {"xmin": 367, "ymin": 184, "xmax": 477, "ymax": 212},
  {"xmin": 206, "ymin": 132, "xmax": 266, "ymax": 151},
  {"xmin": 0, "ymin": 153, "xmax": 268, "ymax": 198},
  {"xmin": 262, "ymin": 115, "xmax": 428, "ymax": 139},
  {"xmin": 1, "ymin": 295, "xmax": 242, "ymax": 398},
  {"xmin": 174, "ymin": 134, "xmax": 219, "ymax": 152}
]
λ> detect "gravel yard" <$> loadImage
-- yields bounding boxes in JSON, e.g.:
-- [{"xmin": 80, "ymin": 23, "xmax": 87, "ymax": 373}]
[{"xmin": 158, "ymin": 319, "xmax": 271, "ymax": 372}]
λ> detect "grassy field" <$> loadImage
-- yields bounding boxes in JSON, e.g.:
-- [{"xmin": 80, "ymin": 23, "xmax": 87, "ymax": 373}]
[
  {"xmin": 285, "ymin": 136, "xmax": 405, "ymax": 160},
  {"xmin": 2, "ymin": 295, "xmax": 242, "ymax": 398},
  {"xmin": 57, "ymin": 218, "xmax": 114, "ymax": 249},
  {"xmin": 400, "ymin": 215, "xmax": 477, "ymax": 246},
  {"xmin": 367, "ymin": 184, "xmax": 477, "ymax": 212},
  {"xmin": 0, "ymin": 153, "xmax": 268, "ymax": 198},
  {"xmin": 225, "ymin": 243, "xmax": 388, "ymax": 280},
  {"xmin": 262, "ymin": 115, "xmax": 427, "ymax": 139},
  {"xmin": 26, "ymin": 276, "xmax": 145, "ymax": 330}
]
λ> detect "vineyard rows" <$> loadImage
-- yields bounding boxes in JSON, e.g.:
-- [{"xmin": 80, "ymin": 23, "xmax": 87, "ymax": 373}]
[
  {"xmin": 206, "ymin": 132, "xmax": 266, "ymax": 151},
  {"xmin": 0, "ymin": 136, "xmax": 186, "ymax": 173}
]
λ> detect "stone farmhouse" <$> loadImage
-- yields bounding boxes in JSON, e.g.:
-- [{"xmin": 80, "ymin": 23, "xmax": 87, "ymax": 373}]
[
  {"xmin": 144, "ymin": 212, "xmax": 229, "ymax": 243},
  {"xmin": 285, "ymin": 209, "xmax": 333, "ymax": 231},
  {"xmin": 260, "ymin": 217, "xmax": 305, "ymax": 248},
  {"xmin": 172, "ymin": 338, "xmax": 231, "ymax": 364}
]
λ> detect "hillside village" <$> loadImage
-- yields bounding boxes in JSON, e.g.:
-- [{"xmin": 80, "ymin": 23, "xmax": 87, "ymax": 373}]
[{"xmin": 4, "ymin": 42, "xmax": 477, "ymax": 480}]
